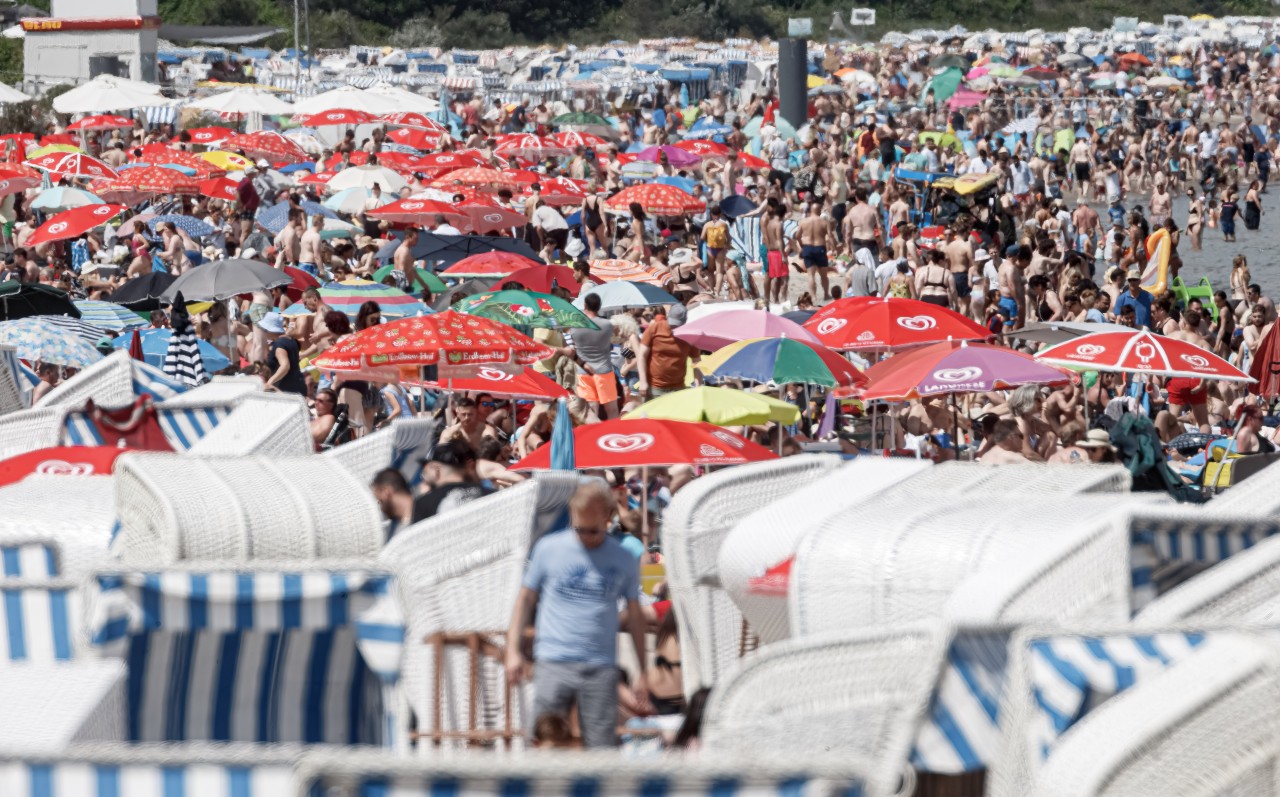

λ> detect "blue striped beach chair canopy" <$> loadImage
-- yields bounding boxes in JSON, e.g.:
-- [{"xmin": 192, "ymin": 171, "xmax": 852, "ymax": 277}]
[
  {"xmin": 0, "ymin": 743, "xmax": 298, "ymax": 797},
  {"xmin": 293, "ymin": 750, "xmax": 877, "ymax": 797},
  {"xmin": 85, "ymin": 568, "xmax": 406, "ymax": 747}
]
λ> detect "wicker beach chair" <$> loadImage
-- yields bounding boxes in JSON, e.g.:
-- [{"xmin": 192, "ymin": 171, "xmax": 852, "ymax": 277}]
[
  {"xmin": 379, "ymin": 483, "xmax": 543, "ymax": 750},
  {"xmin": 0, "ymin": 743, "xmax": 298, "ymax": 796},
  {"xmin": 0, "ymin": 661, "xmax": 126, "ymax": 753},
  {"xmin": 39, "ymin": 351, "xmax": 136, "ymax": 411},
  {"xmin": 0, "ymin": 475, "xmax": 116, "ymax": 576},
  {"xmin": 662, "ymin": 454, "xmax": 846, "ymax": 700},
  {"xmin": 702, "ymin": 625, "xmax": 946, "ymax": 795},
  {"xmin": 790, "ymin": 495, "xmax": 1149, "ymax": 639},
  {"xmin": 717, "ymin": 458, "xmax": 930, "ymax": 649},
  {"xmin": 293, "ymin": 748, "xmax": 884, "ymax": 797},
  {"xmin": 1134, "ymin": 531, "xmax": 1280, "ymax": 625},
  {"xmin": 991, "ymin": 624, "xmax": 1280, "ymax": 797},
  {"xmin": 0, "ymin": 345, "xmax": 26, "ymax": 415},
  {"xmin": 0, "ymin": 577, "xmax": 84, "ymax": 662},
  {"xmin": 901, "ymin": 461, "xmax": 1134, "ymax": 495},
  {"xmin": 113, "ymin": 453, "xmax": 384, "ymax": 565},
  {"xmin": 85, "ymin": 564, "xmax": 406, "ymax": 747},
  {"xmin": 153, "ymin": 377, "xmax": 262, "ymax": 451},
  {"xmin": 0, "ymin": 406, "xmax": 76, "ymax": 458},
  {"xmin": 324, "ymin": 418, "xmax": 441, "ymax": 487},
  {"xmin": 184, "ymin": 393, "xmax": 312, "ymax": 456},
  {"xmin": 1205, "ymin": 457, "xmax": 1280, "ymax": 515}
]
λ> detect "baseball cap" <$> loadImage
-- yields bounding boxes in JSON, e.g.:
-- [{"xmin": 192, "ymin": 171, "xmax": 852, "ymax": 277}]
[
  {"xmin": 667, "ymin": 303, "xmax": 688, "ymax": 328},
  {"xmin": 257, "ymin": 312, "xmax": 285, "ymax": 334}
]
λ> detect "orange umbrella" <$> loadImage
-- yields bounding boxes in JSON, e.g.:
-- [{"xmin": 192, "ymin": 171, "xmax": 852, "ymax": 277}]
[
  {"xmin": 430, "ymin": 166, "xmax": 522, "ymax": 191},
  {"xmin": 589, "ymin": 259, "xmax": 668, "ymax": 286},
  {"xmin": 604, "ymin": 183, "xmax": 705, "ymax": 215}
]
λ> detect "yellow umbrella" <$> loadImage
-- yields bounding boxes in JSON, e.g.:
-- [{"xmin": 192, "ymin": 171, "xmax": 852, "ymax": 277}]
[
  {"xmin": 806, "ymin": 74, "xmax": 828, "ymax": 88},
  {"xmin": 28, "ymin": 144, "xmax": 83, "ymax": 158},
  {"xmin": 1190, "ymin": 13, "xmax": 1214, "ymax": 20},
  {"xmin": 199, "ymin": 151, "xmax": 254, "ymax": 171},
  {"xmin": 623, "ymin": 385, "xmax": 800, "ymax": 426}
]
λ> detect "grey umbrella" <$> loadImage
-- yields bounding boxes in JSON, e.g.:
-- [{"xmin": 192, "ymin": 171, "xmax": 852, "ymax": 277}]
[
  {"xmin": 159, "ymin": 259, "xmax": 292, "ymax": 302},
  {"xmin": 430, "ymin": 278, "xmax": 496, "ymax": 311}
]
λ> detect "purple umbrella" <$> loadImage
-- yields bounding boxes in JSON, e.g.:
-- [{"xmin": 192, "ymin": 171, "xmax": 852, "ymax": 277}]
[
  {"xmin": 675, "ymin": 308, "xmax": 821, "ymax": 352},
  {"xmin": 634, "ymin": 145, "xmax": 702, "ymax": 168},
  {"xmin": 861, "ymin": 341, "xmax": 1073, "ymax": 401}
]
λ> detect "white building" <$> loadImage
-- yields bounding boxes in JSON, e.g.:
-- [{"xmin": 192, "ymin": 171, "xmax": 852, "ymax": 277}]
[{"xmin": 22, "ymin": 0, "xmax": 159, "ymax": 92}]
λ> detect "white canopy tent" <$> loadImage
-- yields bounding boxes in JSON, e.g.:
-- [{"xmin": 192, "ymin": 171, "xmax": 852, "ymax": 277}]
[
  {"xmin": 290, "ymin": 85, "xmax": 400, "ymax": 115},
  {"xmin": 0, "ymin": 82, "xmax": 30, "ymax": 103},
  {"xmin": 52, "ymin": 75, "xmax": 168, "ymax": 114}
]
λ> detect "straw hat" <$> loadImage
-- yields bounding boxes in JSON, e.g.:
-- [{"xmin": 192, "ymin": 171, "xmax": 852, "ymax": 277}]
[{"xmin": 1076, "ymin": 429, "xmax": 1115, "ymax": 450}]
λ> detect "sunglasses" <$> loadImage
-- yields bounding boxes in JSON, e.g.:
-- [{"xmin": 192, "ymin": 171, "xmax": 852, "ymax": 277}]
[{"xmin": 479, "ymin": 401, "xmax": 496, "ymax": 408}]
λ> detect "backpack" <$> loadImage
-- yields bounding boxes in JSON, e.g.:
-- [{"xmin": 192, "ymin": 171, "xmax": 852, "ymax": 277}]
[{"xmin": 705, "ymin": 221, "xmax": 729, "ymax": 249}]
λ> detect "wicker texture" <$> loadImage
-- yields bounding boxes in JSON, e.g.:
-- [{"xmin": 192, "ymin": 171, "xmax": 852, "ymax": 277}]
[
  {"xmin": 718, "ymin": 458, "xmax": 930, "ymax": 648},
  {"xmin": 1207, "ymin": 458, "xmax": 1280, "ymax": 515},
  {"xmin": 902, "ymin": 461, "xmax": 1134, "ymax": 495},
  {"xmin": 152, "ymin": 377, "xmax": 261, "ymax": 409},
  {"xmin": 790, "ymin": 496, "xmax": 1148, "ymax": 638},
  {"xmin": 39, "ymin": 351, "xmax": 137, "ymax": 411},
  {"xmin": 378, "ymin": 484, "xmax": 541, "ymax": 750},
  {"xmin": 1027, "ymin": 634, "xmax": 1280, "ymax": 797},
  {"xmin": 1135, "ymin": 533, "xmax": 1280, "ymax": 625},
  {"xmin": 323, "ymin": 423, "xmax": 397, "ymax": 482},
  {"xmin": 0, "ymin": 345, "xmax": 25, "ymax": 416},
  {"xmin": 0, "ymin": 661, "xmax": 126, "ymax": 752},
  {"xmin": 185, "ymin": 393, "xmax": 312, "ymax": 456},
  {"xmin": 0, "ymin": 475, "xmax": 116, "ymax": 576},
  {"xmin": 663, "ymin": 455, "xmax": 845, "ymax": 700},
  {"xmin": 115, "ymin": 453, "xmax": 384, "ymax": 565},
  {"xmin": 0, "ymin": 406, "xmax": 72, "ymax": 459},
  {"xmin": 702, "ymin": 626, "xmax": 945, "ymax": 796}
]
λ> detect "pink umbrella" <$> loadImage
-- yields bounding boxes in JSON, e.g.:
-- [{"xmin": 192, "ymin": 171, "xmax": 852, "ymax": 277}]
[
  {"xmin": 965, "ymin": 67, "xmax": 990, "ymax": 79},
  {"xmin": 675, "ymin": 309, "xmax": 821, "ymax": 352},
  {"xmin": 948, "ymin": 89, "xmax": 988, "ymax": 110},
  {"xmin": 634, "ymin": 145, "xmax": 702, "ymax": 168}
]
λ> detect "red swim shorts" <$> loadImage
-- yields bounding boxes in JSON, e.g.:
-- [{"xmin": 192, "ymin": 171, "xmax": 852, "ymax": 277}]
[
  {"xmin": 767, "ymin": 250, "xmax": 787, "ymax": 278},
  {"xmin": 1166, "ymin": 377, "xmax": 1207, "ymax": 407}
]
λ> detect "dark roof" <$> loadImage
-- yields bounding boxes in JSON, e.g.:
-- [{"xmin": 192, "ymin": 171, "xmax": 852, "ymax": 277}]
[{"xmin": 158, "ymin": 25, "xmax": 281, "ymax": 45}]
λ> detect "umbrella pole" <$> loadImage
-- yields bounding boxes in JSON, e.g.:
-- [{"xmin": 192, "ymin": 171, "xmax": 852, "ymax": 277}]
[
  {"xmin": 951, "ymin": 392, "xmax": 960, "ymax": 460},
  {"xmin": 641, "ymin": 465, "xmax": 650, "ymax": 549}
]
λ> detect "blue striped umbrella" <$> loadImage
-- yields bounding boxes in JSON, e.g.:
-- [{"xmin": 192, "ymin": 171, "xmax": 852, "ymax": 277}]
[
  {"xmin": 74, "ymin": 300, "xmax": 147, "ymax": 330},
  {"xmin": 256, "ymin": 200, "xmax": 339, "ymax": 235},
  {"xmin": 146, "ymin": 214, "xmax": 214, "ymax": 238},
  {"xmin": 111, "ymin": 328, "xmax": 230, "ymax": 373}
]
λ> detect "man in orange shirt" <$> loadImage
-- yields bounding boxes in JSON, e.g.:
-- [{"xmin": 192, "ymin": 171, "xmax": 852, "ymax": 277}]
[{"xmin": 636, "ymin": 304, "xmax": 698, "ymax": 399}]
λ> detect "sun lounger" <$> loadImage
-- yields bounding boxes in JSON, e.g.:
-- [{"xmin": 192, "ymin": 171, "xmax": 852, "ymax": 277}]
[{"xmin": 664, "ymin": 455, "xmax": 847, "ymax": 699}]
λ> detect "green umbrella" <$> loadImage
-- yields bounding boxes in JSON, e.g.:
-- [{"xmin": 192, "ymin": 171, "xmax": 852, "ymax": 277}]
[
  {"xmin": 453, "ymin": 289, "xmax": 598, "ymax": 330},
  {"xmin": 372, "ymin": 264, "xmax": 448, "ymax": 295},
  {"xmin": 551, "ymin": 112, "xmax": 610, "ymax": 126},
  {"xmin": 924, "ymin": 67, "xmax": 964, "ymax": 103},
  {"xmin": 918, "ymin": 131, "xmax": 964, "ymax": 153},
  {"xmin": 930, "ymin": 54, "xmax": 968, "ymax": 70}
]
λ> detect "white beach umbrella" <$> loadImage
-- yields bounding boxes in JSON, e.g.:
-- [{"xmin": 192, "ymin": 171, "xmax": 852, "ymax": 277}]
[
  {"xmin": 290, "ymin": 85, "xmax": 398, "ymax": 115},
  {"xmin": 363, "ymin": 83, "xmax": 439, "ymax": 114},
  {"xmin": 186, "ymin": 87, "xmax": 294, "ymax": 116},
  {"xmin": 326, "ymin": 165, "xmax": 406, "ymax": 193},
  {"xmin": 53, "ymin": 75, "xmax": 167, "ymax": 113},
  {"xmin": 0, "ymin": 82, "xmax": 30, "ymax": 103}
]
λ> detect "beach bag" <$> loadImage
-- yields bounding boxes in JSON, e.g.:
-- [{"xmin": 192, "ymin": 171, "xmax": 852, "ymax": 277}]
[
  {"xmin": 86, "ymin": 397, "xmax": 172, "ymax": 451},
  {"xmin": 565, "ymin": 233, "xmax": 585, "ymax": 258}
]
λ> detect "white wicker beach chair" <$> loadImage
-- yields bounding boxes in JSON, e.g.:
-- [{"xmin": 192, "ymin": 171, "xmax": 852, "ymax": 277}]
[
  {"xmin": 717, "ymin": 458, "xmax": 931, "ymax": 650},
  {"xmin": 0, "ymin": 345, "xmax": 26, "ymax": 415},
  {"xmin": 1205, "ymin": 457, "xmax": 1280, "ymax": 515},
  {"xmin": 702, "ymin": 625, "xmax": 946, "ymax": 795},
  {"xmin": 38, "ymin": 351, "xmax": 137, "ymax": 411},
  {"xmin": 86, "ymin": 564, "xmax": 405, "ymax": 747},
  {"xmin": 379, "ymin": 483, "xmax": 542, "ymax": 750},
  {"xmin": 113, "ymin": 453, "xmax": 384, "ymax": 565},
  {"xmin": 1019, "ymin": 629, "xmax": 1280, "ymax": 797},
  {"xmin": 0, "ymin": 475, "xmax": 116, "ymax": 576},
  {"xmin": 0, "ymin": 405, "xmax": 76, "ymax": 458},
  {"xmin": 153, "ymin": 377, "xmax": 262, "ymax": 451},
  {"xmin": 293, "ymin": 748, "xmax": 884, "ymax": 797},
  {"xmin": 1135, "ymin": 531, "xmax": 1280, "ymax": 625},
  {"xmin": 323, "ymin": 418, "xmax": 441, "ymax": 487},
  {"xmin": 790, "ymin": 495, "xmax": 1154, "ymax": 639},
  {"xmin": 662, "ymin": 454, "xmax": 846, "ymax": 699},
  {"xmin": 900, "ymin": 462, "xmax": 1133, "ymax": 495},
  {"xmin": 0, "ymin": 577, "xmax": 84, "ymax": 662},
  {"xmin": 0, "ymin": 743, "xmax": 297, "ymax": 797},
  {"xmin": 0, "ymin": 661, "xmax": 126, "ymax": 753},
  {"xmin": 184, "ymin": 393, "xmax": 312, "ymax": 456}
]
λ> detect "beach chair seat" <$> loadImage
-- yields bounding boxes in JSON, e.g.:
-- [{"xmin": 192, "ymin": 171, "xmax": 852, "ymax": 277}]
[
  {"xmin": 1135, "ymin": 532, "xmax": 1280, "ymax": 624},
  {"xmin": 0, "ymin": 475, "xmax": 117, "ymax": 576},
  {"xmin": 717, "ymin": 458, "xmax": 929, "ymax": 649},
  {"xmin": 703, "ymin": 625, "xmax": 945, "ymax": 794},
  {"xmin": 86, "ymin": 566, "xmax": 406, "ymax": 747},
  {"xmin": 664, "ymin": 455, "xmax": 846, "ymax": 700},
  {"xmin": 0, "ymin": 661, "xmax": 126, "ymax": 753},
  {"xmin": 0, "ymin": 742, "xmax": 297, "ymax": 796},
  {"xmin": 185, "ymin": 393, "xmax": 312, "ymax": 456},
  {"xmin": 991, "ymin": 624, "xmax": 1280, "ymax": 797},
  {"xmin": 113, "ymin": 453, "xmax": 384, "ymax": 565},
  {"xmin": 153, "ymin": 377, "xmax": 262, "ymax": 451},
  {"xmin": 0, "ymin": 345, "xmax": 26, "ymax": 416}
]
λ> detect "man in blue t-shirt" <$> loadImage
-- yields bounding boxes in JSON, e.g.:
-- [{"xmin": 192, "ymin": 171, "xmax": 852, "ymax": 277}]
[
  {"xmin": 1112, "ymin": 267, "xmax": 1154, "ymax": 329},
  {"xmin": 505, "ymin": 479, "xmax": 650, "ymax": 747}
]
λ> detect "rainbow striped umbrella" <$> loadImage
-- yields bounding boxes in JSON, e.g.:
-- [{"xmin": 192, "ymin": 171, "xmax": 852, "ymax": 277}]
[
  {"xmin": 318, "ymin": 279, "xmax": 430, "ymax": 319},
  {"xmin": 73, "ymin": 300, "xmax": 147, "ymax": 330}
]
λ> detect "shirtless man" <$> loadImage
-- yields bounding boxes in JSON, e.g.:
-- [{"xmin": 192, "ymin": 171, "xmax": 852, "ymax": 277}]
[
  {"xmin": 1071, "ymin": 198, "xmax": 1100, "ymax": 253},
  {"xmin": 888, "ymin": 222, "xmax": 920, "ymax": 268},
  {"xmin": 1069, "ymin": 138, "xmax": 1092, "ymax": 200},
  {"xmin": 998, "ymin": 245, "xmax": 1029, "ymax": 329},
  {"xmin": 798, "ymin": 201, "xmax": 834, "ymax": 302},
  {"xmin": 762, "ymin": 200, "xmax": 787, "ymax": 305},
  {"xmin": 979, "ymin": 419, "xmax": 1034, "ymax": 464},
  {"xmin": 1243, "ymin": 305, "xmax": 1273, "ymax": 355},
  {"xmin": 275, "ymin": 211, "xmax": 302, "ymax": 270},
  {"xmin": 842, "ymin": 187, "xmax": 880, "ymax": 257},
  {"xmin": 396, "ymin": 229, "xmax": 430, "ymax": 295},
  {"xmin": 292, "ymin": 287, "xmax": 334, "ymax": 349},
  {"xmin": 942, "ymin": 227, "xmax": 975, "ymax": 315},
  {"xmin": 297, "ymin": 215, "xmax": 324, "ymax": 278}
]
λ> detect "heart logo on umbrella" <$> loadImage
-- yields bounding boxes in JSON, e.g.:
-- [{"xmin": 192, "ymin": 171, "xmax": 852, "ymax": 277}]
[
  {"xmin": 597, "ymin": 433, "xmax": 654, "ymax": 453},
  {"xmin": 933, "ymin": 366, "xmax": 984, "ymax": 383},
  {"xmin": 698, "ymin": 444, "xmax": 725, "ymax": 457},
  {"xmin": 897, "ymin": 315, "xmax": 937, "ymax": 331},
  {"xmin": 403, "ymin": 202, "xmax": 423, "ymax": 209},
  {"xmin": 483, "ymin": 213, "xmax": 503, "ymax": 223},
  {"xmin": 48, "ymin": 221, "xmax": 68, "ymax": 234},
  {"xmin": 1075, "ymin": 344, "xmax": 1105, "ymax": 357},
  {"xmin": 93, "ymin": 206, "xmax": 114, "ymax": 215},
  {"xmin": 35, "ymin": 459, "xmax": 93, "ymax": 476},
  {"xmin": 326, "ymin": 112, "xmax": 344, "ymax": 120},
  {"xmin": 1181, "ymin": 353, "xmax": 1211, "ymax": 368},
  {"xmin": 817, "ymin": 318, "xmax": 847, "ymax": 335},
  {"xmin": 477, "ymin": 367, "xmax": 513, "ymax": 381},
  {"xmin": 711, "ymin": 430, "xmax": 746, "ymax": 449}
]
